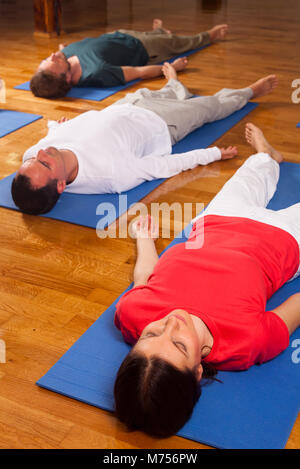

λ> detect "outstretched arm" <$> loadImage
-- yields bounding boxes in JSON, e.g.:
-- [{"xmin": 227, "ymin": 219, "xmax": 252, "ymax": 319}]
[
  {"xmin": 135, "ymin": 146, "xmax": 237, "ymax": 179},
  {"xmin": 121, "ymin": 65, "xmax": 163, "ymax": 82},
  {"xmin": 121, "ymin": 56, "xmax": 188, "ymax": 83},
  {"xmin": 112, "ymin": 146, "xmax": 237, "ymax": 194},
  {"xmin": 131, "ymin": 216, "xmax": 159, "ymax": 287},
  {"xmin": 272, "ymin": 293, "xmax": 300, "ymax": 335}
]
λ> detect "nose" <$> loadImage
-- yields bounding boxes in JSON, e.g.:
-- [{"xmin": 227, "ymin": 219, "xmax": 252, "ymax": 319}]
[
  {"xmin": 164, "ymin": 315, "xmax": 180, "ymax": 335},
  {"xmin": 37, "ymin": 149, "xmax": 48, "ymax": 160}
]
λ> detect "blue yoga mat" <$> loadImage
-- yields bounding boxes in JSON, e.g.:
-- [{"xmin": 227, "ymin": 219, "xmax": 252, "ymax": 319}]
[
  {"xmin": 0, "ymin": 110, "xmax": 42, "ymax": 138},
  {"xmin": 14, "ymin": 47, "xmax": 209, "ymax": 102},
  {"xmin": 37, "ymin": 161, "xmax": 300, "ymax": 449},
  {"xmin": 0, "ymin": 102, "xmax": 258, "ymax": 228},
  {"xmin": 15, "ymin": 78, "xmax": 140, "ymax": 102}
]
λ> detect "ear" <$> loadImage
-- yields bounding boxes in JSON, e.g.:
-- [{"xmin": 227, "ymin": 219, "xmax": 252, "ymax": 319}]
[
  {"xmin": 194, "ymin": 363, "xmax": 203, "ymax": 382},
  {"xmin": 65, "ymin": 71, "xmax": 72, "ymax": 83},
  {"xmin": 56, "ymin": 180, "xmax": 66, "ymax": 194}
]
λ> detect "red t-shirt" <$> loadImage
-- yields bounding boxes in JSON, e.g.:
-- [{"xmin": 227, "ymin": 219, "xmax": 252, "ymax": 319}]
[{"xmin": 114, "ymin": 215, "xmax": 299, "ymax": 370}]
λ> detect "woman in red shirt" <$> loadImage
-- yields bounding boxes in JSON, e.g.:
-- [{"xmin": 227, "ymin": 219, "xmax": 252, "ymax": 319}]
[{"xmin": 114, "ymin": 124, "xmax": 300, "ymax": 438}]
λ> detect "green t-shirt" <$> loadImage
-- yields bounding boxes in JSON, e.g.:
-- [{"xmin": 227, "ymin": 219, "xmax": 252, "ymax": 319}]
[{"xmin": 62, "ymin": 32, "xmax": 149, "ymax": 87}]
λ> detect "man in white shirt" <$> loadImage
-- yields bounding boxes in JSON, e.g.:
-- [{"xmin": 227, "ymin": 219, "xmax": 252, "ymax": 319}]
[{"xmin": 11, "ymin": 63, "xmax": 278, "ymax": 215}]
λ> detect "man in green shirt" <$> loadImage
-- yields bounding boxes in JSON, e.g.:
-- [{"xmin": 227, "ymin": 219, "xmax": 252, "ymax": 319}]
[{"xmin": 30, "ymin": 19, "xmax": 228, "ymax": 99}]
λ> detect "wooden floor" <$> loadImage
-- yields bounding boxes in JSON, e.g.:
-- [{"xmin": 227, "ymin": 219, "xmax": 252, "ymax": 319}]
[{"xmin": 0, "ymin": 0, "xmax": 299, "ymax": 449}]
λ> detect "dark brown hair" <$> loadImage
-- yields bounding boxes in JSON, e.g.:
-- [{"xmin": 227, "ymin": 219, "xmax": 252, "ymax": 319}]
[
  {"xmin": 114, "ymin": 350, "xmax": 219, "ymax": 438},
  {"xmin": 30, "ymin": 71, "xmax": 71, "ymax": 99},
  {"xmin": 11, "ymin": 173, "xmax": 60, "ymax": 215}
]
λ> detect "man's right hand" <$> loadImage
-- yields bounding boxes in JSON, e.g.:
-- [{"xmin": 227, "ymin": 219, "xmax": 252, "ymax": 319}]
[
  {"xmin": 220, "ymin": 146, "xmax": 238, "ymax": 160},
  {"xmin": 57, "ymin": 117, "xmax": 69, "ymax": 124}
]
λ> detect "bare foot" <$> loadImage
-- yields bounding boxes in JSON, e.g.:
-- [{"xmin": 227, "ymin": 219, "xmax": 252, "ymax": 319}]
[
  {"xmin": 170, "ymin": 57, "xmax": 188, "ymax": 72},
  {"xmin": 249, "ymin": 75, "xmax": 279, "ymax": 99},
  {"xmin": 162, "ymin": 62, "xmax": 178, "ymax": 80},
  {"xmin": 207, "ymin": 24, "xmax": 228, "ymax": 41},
  {"xmin": 152, "ymin": 18, "xmax": 171, "ymax": 34},
  {"xmin": 245, "ymin": 123, "xmax": 283, "ymax": 163}
]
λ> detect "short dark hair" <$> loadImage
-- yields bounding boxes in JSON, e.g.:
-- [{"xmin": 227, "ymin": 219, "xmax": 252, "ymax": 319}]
[
  {"xmin": 114, "ymin": 350, "xmax": 218, "ymax": 438},
  {"xmin": 30, "ymin": 71, "xmax": 72, "ymax": 99},
  {"xmin": 11, "ymin": 173, "xmax": 60, "ymax": 215}
]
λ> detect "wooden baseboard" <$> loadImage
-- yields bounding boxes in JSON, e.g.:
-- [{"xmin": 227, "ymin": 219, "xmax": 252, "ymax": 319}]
[{"xmin": 33, "ymin": 29, "xmax": 64, "ymax": 38}]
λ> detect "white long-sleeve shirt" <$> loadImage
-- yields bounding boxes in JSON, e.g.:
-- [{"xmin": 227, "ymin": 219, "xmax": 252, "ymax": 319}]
[{"xmin": 23, "ymin": 104, "xmax": 221, "ymax": 194}]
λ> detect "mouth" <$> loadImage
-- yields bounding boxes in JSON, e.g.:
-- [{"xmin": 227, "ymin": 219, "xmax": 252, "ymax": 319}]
[
  {"xmin": 172, "ymin": 314, "xmax": 187, "ymax": 325},
  {"xmin": 44, "ymin": 147, "xmax": 55, "ymax": 156}
]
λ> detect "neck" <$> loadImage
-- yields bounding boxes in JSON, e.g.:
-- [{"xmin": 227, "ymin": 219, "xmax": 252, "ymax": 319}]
[
  {"xmin": 67, "ymin": 56, "xmax": 82, "ymax": 85},
  {"xmin": 59, "ymin": 149, "xmax": 79, "ymax": 184},
  {"xmin": 191, "ymin": 314, "xmax": 214, "ymax": 358}
]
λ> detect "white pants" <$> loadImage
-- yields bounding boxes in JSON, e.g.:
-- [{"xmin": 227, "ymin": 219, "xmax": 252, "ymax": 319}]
[{"xmin": 194, "ymin": 152, "xmax": 300, "ymax": 276}]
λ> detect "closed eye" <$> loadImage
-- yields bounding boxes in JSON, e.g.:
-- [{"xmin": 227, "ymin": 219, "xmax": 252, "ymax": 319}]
[
  {"xmin": 175, "ymin": 341, "xmax": 187, "ymax": 354},
  {"xmin": 141, "ymin": 333, "xmax": 188, "ymax": 357},
  {"xmin": 38, "ymin": 160, "xmax": 51, "ymax": 169},
  {"xmin": 25, "ymin": 158, "xmax": 51, "ymax": 170}
]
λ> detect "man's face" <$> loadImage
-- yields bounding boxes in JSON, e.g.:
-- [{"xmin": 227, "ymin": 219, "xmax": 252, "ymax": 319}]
[
  {"xmin": 133, "ymin": 309, "xmax": 203, "ymax": 381},
  {"xmin": 19, "ymin": 147, "xmax": 66, "ymax": 192},
  {"xmin": 38, "ymin": 52, "xmax": 70, "ymax": 76}
]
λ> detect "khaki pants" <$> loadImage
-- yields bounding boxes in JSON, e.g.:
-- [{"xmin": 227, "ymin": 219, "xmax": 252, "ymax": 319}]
[
  {"xmin": 117, "ymin": 28, "xmax": 211, "ymax": 64},
  {"xmin": 114, "ymin": 79, "xmax": 253, "ymax": 145}
]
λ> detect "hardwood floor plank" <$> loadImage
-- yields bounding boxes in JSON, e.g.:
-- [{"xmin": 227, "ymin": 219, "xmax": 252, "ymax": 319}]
[{"xmin": 0, "ymin": 395, "xmax": 73, "ymax": 448}]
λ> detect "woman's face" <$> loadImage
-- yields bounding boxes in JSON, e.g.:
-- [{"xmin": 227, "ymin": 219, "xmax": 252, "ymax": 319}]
[{"xmin": 133, "ymin": 309, "xmax": 203, "ymax": 381}]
